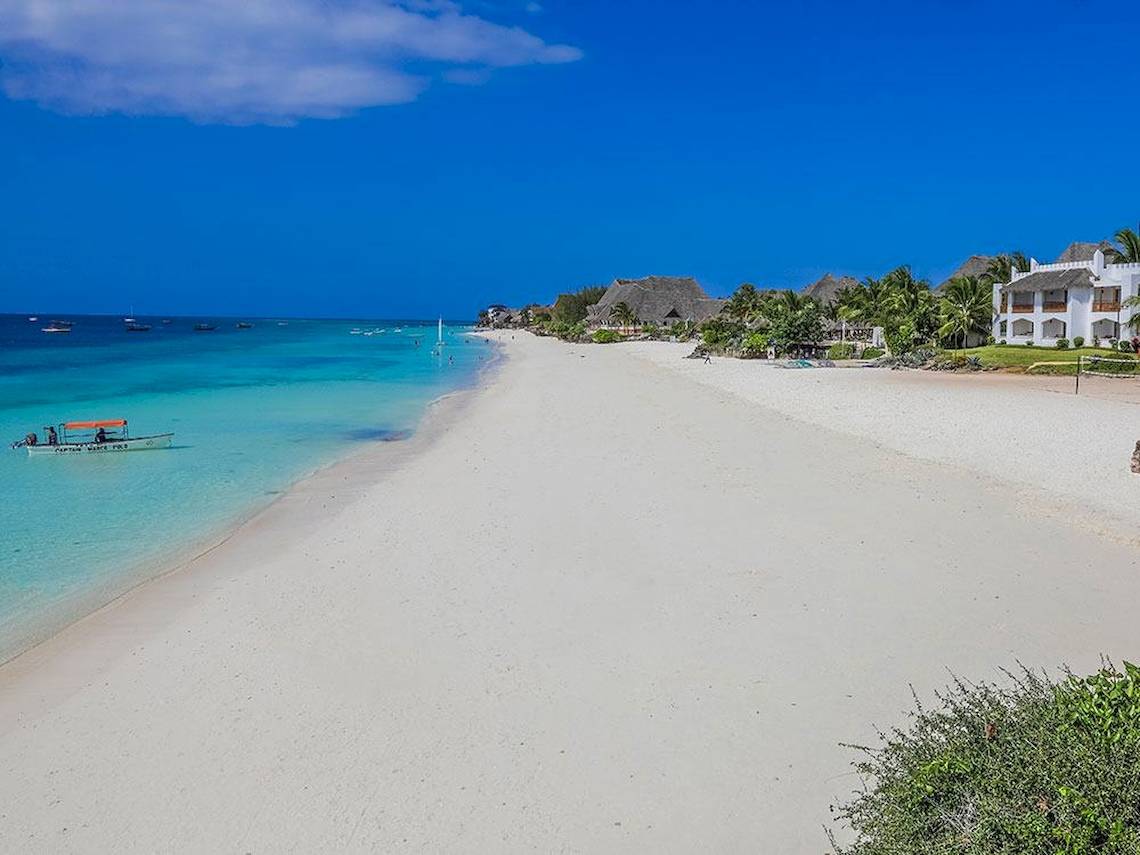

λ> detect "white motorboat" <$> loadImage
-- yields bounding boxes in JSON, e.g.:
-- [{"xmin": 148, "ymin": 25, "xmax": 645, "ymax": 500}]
[{"xmin": 12, "ymin": 419, "xmax": 174, "ymax": 455}]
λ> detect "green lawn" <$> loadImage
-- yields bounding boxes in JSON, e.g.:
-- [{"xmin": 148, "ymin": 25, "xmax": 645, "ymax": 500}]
[{"xmin": 958, "ymin": 345, "xmax": 1135, "ymax": 373}]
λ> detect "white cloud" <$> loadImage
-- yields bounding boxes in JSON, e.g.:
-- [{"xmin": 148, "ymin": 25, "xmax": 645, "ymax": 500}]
[{"xmin": 0, "ymin": 0, "xmax": 581, "ymax": 124}]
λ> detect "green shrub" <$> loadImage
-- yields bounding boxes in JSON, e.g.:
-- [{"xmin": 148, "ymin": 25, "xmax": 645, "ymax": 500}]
[
  {"xmin": 548, "ymin": 321, "xmax": 585, "ymax": 342},
  {"xmin": 740, "ymin": 332, "xmax": 770, "ymax": 358},
  {"xmin": 700, "ymin": 317, "xmax": 744, "ymax": 351},
  {"xmin": 831, "ymin": 662, "xmax": 1140, "ymax": 854},
  {"xmin": 1120, "ymin": 340, "xmax": 1136, "ymax": 353},
  {"xmin": 551, "ymin": 286, "xmax": 607, "ymax": 324},
  {"xmin": 985, "ymin": 335, "xmax": 996, "ymax": 345},
  {"xmin": 861, "ymin": 347, "xmax": 884, "ymax": 359},
  {"xmin": 670, "ymin": 321, "xmax": 697, "ymax": 342},
  {"xmin": 641, "ymin": 322, "xmax": 660, "ymax": 339},
  {"xmin": 828, "ymin": 342, "xmax": 856, "ymax": 360},
  {"xmin": 1025, "ymin": 340, "xmax": 1035, "ymax": 346},
  {"xmin": 591, "ymin": 328, "xmax": 621, "ymax": 344},
  {"xmin": 1073, "ymin": 336, "xmax": 1085, "ymax": 348},
  {"xmin": 1056, "ymin": 338, "xmax": 1070, "ymax": 349},
  {"xmin": 998, "ymin": 340, "xmax": 1007, "ymax": 346}
]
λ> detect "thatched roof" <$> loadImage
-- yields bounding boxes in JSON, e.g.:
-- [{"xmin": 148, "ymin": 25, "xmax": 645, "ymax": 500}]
[
  {"xmin": 934, "ymin": 255, "xmax": 995, "ymax": 293},
  {"xmin": 1055, "ymin": 241, "xmax": 1118, "ymax": 263},
  {"xmin": 803, "ymin": 273, "xmax": 859, "ymax": 305},
  {"xmin": 585, "ymin": 276, "xmax": 726, "ymax": 326},
  {"xmin": 1002, "ymin": 268, "xmax": 1097, "ymax": 293}
]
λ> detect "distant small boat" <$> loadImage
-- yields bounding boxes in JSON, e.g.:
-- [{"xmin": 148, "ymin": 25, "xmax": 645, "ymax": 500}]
[
  {"xmin": 235, "ymin": 322, "xmax": 254, "ymax": 329},
  {"xmin": 28, "ymin": 316, "xmax": 38, "ymax": 322},
  {"xmin": 194, "ymin": 323, "xmax": 216, "ymax": 332},
  {"xmin": 162, "ymin": 319, "xmax": 172, "ymax": 325},
  {"xmin": 42, "ymin": 325, "xmax": 71, "ymax": 334},
  {"xmin": 126, "ymin": 323, "xmax": 152, "ymax": 332},
  {"xmin": 11, "ymin": 419, "xmax": 173, "ymax": 455},
  {"xmin": 277, "ymin": 321, "xmax": 289, "ymax": 326}
]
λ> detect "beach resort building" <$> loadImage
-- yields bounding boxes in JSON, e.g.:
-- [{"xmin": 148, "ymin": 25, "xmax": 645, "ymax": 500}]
[
  {"xmin": 585, "ymin": 276, "xmax": 726, "ymax": 328},
  {"xmin": 993, "ymin": 243, "xmax": 1140, "ymax": 345}
]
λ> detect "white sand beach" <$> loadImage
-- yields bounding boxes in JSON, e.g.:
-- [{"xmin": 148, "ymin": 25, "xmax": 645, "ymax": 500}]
[{"xmin": 3, "ymin": 332, "xmax": 1140, "ymax": 853}]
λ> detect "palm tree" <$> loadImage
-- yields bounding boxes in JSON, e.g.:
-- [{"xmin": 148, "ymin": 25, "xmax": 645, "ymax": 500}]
[
  {"xmin": 884, "ymin": 266, "xmax": 937, "ymax": 344},
  {"xmin": 838, "ymin": 276, "xmax": 891, "ymax": 327},
  {"xmin": 724, "ymin": 283, "xmax": 763, "ymax": 324},
  {"xmin": 1115, "ymin": 228, "xmax": 1140, "ymax": 264},
  {"xmin": 609, "ymin": 301, "xmax": 637, "ymax": 334},
  {"xmin": 984, "ymin": 252, "xmax": 1031, "ymax": 285},
  {"xmin": 775, "ymin": 289, "xmax": 814, "ymax": 313},
  {"xmin": 938, "ymin": 275, "xmax": 993, "ymax": 349}
]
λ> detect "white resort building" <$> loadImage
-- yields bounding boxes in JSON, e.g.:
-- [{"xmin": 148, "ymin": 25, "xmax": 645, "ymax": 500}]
[{"xmin": 993, "ymin": 244, "xmax": 1140, "ymax": 346}]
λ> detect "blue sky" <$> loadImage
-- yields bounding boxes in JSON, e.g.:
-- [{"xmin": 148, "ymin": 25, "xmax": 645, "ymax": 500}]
[{"xmin": 1, "ymin": 0, "xmax": 1138, "ymax": 318}]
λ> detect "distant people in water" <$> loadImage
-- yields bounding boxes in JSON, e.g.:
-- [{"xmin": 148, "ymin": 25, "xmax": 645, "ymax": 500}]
[
  {"xmin": 24, "ymin": 432, "xmax": 38, "ymax": 447},
  {"xmin": 94, "ymin": 427, "xmax": 107, "ymax": 444},
  {"xmin": 46, "ymin": 426, "xmax": 58, "ymax": 446}
]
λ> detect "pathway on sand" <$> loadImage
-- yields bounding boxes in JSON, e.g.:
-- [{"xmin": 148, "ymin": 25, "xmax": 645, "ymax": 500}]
[{"xmin": 1, "ymin": 332, "xmax": 1137, "ymax": 853}]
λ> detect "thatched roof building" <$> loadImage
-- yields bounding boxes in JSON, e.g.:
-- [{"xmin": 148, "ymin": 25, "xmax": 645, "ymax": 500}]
[
  {"xmin": 934, "ymin": 255, "xmax": 995, "ymax": 293},
  {"xmin": 802, "ymin": 273, "xmax": 859, "ymax": 305},
  {"xmin": 1000, "ymin": 268, "xmax": 1098, "ymax": 293},
  {"xmin": 586, "ymin": 276, "xmax": 726, "ymax": 327},
  {"xmin": 1055, "ymin": 241, "xmax": 1118, "ymax": 263}
]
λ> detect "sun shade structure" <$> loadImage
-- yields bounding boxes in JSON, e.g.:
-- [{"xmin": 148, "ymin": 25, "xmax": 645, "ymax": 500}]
[{"xmin": 63, "ymin": 419, "xmax": 127, "ymax": 429}]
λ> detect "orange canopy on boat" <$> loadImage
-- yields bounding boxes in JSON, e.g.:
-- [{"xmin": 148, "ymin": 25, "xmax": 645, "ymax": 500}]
[{"xmin": 63, "ymin": 419, "xmax": 126, "ymax": 429}]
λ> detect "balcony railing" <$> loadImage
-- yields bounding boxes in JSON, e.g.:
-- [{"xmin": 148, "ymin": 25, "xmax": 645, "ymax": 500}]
[
  {"xmin": 1093, "ymin": 302, "xmax": 1121, "ymax": 312},
  {"xmin": 1011, "ymin": 304, "xmax": 1034, "ymax": 313},
  {"xmin": 1043, "ymin": 302, "xmax": 1067, "ymax": 312}
]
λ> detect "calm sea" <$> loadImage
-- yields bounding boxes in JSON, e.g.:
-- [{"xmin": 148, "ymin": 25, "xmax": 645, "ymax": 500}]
[{"xmin": 0, "ymin": 313, "xmax": 487, "ymax": 657}]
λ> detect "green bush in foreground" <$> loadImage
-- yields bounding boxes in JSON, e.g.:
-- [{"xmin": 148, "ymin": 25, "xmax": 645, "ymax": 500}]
[
  {"xmin": 740, "ymin": 331, "xmax": 770, "ymax": 358},
  {"xmin": 1073, "ymin": 336, "xmax": 1085, "ymax": 348},
  {"xmin": 830, "ymin": 662, "xmax": 1140, "ymax": 855},
  {"xmin": 861, "ymin": 347, "xmax": 885, "ymax": 359},
  {"xmin": 591, "ymin": 328, "xmax": 622, "ymax": 344},
  {"xmin": 1056, "ymin": 338, "xmax": 1070, "ymax": 349},
  {"xmin": 828, "ymin": 342, "xmax": 856, "ymax": 360}
]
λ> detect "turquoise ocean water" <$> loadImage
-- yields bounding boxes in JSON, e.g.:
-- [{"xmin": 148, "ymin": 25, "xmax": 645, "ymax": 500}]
[{"xmin": 0, "ymin": 314, "xmax": 486, "ymax": 656}]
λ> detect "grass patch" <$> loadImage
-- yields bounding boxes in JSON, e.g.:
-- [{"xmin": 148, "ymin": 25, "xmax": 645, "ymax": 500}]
[{"xmin": 957, "ymin": 345, "xmax": 1130, "ymax": 374}]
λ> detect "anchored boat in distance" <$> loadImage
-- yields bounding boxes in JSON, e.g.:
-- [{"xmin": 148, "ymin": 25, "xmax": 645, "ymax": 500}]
[{"xmin": 11, "ymin": 419, "xmax": 174, "ymax": 455}]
